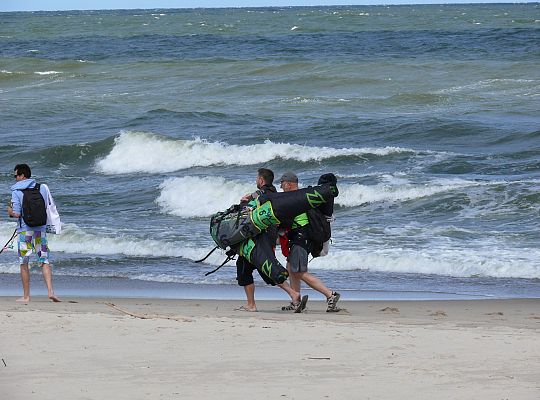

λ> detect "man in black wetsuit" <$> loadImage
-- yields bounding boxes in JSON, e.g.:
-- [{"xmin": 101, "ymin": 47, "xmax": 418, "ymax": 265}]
[{"xmin": 235, "ymin": 168, "xmax": 305, "ymax": 312}]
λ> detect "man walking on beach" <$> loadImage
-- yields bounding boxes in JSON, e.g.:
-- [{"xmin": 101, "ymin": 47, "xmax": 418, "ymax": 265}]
[
  {"xmin": 279, "ymin": 172, "xmax": 340, "ymax": 312},
  {"xmin": 235, "ymin": 168, "xmax": 307, "ymax": 312},
  {"xmin": 7, "ymin": 164, "xmax": 60, "ymax": 302}
]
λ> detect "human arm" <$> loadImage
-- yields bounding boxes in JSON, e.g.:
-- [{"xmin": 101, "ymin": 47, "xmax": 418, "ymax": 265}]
[
  {"xmin": 7, "ymin": 193, "xmax": 21, "ymax": 218},
  {"xmin": 7, "ymin": 204, "xmax": 20, "ymax": 218}
]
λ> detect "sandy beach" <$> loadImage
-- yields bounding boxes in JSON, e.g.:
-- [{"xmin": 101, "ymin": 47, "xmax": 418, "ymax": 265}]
[{"xmin": 1, "ymin": 296, "xmax": 539, "ymax": 399}]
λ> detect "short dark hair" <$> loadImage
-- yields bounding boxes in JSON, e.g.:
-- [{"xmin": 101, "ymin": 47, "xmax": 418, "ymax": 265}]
[
  {"xmin": 14, "ymin": 164, "xmax": 31, "ymax": 178},
  {"xmin": 257, "ymin": 168, "xmax": 274, "ymax": 185}
]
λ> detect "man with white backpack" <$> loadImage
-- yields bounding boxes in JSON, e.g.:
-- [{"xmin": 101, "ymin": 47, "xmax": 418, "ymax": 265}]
[{"xmin": 7, "ymin": 164, "xmax": 61, "ymax": 302}]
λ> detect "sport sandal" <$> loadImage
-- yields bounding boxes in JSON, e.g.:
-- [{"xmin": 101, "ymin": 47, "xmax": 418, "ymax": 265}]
[
  {"xmin": 326, "ymin": 291, "xmax": 341, "ymax": 312},
  {"xmin": 294, "ymin": 295, "xmax": 309, "ymax": 313}
]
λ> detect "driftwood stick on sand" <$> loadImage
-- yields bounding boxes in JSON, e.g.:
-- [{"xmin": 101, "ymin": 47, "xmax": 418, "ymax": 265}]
[{"xmin": 103, "ymin": 302, "xmax": 193, "ymax": 322}]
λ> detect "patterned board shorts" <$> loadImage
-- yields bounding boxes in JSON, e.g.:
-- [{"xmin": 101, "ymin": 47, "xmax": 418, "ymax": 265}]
[{"xmin": 18, "ymin": 231, "xmax": 50, "ymax": 265}]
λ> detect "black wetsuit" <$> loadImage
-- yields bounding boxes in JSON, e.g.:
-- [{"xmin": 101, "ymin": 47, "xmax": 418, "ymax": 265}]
[{"xmin": 236, "ymin": 184, "xmax": 282, "ymax": 286}]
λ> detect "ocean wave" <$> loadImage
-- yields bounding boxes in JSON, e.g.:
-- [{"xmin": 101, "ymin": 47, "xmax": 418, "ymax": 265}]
[
  {"xmin": 2, "ymin": 221, "xmax": 538, "ymax": 280},
  {"xmin": 336, "ymin": 177, "xmax": 481, "ymax": 207},
  {"xmin": 309, "ymin": 247, "xmax": 540, "ymax": 280},
  {"xmin": 12, "ymin": 137, "xmax": 115, "ymax": 168},
  {"xmin": 94, "ymin": 131, "xmax": 419, "ymax": 175},
  {"xmin": 156, "ymin": 175, "xmax": 540, "ymax": 217},
  {"xmin": 156, "ymin": 176, "xmax": 253, "ymax": 218},
  {"xmin": 435, "ymin": 78, "xmax": 538, "ymax": 95},
  {"xmin": 154, "ymin": 175, "xmax": 489, "ymax": 217},
  {"xmin": 1, "ymin": 227, "xmax": 537, "ymax": 280},
  {"xmin": 34, "ymin": 71, "xmax": 62, "ymax": 75},
  {"xmin": 0, "ymin": 221, "xmax": 225, "ymax": 264}
]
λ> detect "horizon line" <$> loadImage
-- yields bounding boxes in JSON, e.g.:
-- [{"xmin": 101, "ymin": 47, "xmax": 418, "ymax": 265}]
[{"xmin": 1, "ymin": 2, "xmax": 538, "ymax": 13}]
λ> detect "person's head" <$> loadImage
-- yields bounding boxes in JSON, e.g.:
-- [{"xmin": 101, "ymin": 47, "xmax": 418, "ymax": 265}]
[
  {"xmin": 279, "ymin": 171, "xmax": 298, "ymax": 192},
  {"xmin": 14, "ymin": 164, "xmax": 31, "ymax": 181},
  {"xmin": 256, "ymin": 168, "xmax": 274, "ymax": 189}
]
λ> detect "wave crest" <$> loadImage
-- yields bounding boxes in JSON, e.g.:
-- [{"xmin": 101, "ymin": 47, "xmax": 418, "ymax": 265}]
[{"xmin": 95, "ymin": 131, "xmax": 417, "ymax": 175}]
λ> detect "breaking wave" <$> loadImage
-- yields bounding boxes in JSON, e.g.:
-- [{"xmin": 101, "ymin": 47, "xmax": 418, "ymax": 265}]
[{"xmin": 95, "ymin": 131, "xmax": 420, "ymax": 175}]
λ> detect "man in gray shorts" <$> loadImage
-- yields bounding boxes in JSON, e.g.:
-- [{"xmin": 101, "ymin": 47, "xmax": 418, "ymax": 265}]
[{"xmin": 279, "ymin": 172, "xmax": 340, "ymax": 312}]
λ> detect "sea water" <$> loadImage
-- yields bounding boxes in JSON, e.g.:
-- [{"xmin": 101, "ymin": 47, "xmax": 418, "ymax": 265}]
[{"xmin": 0, "ymin": 4, "xmax": 539, "ymax": 300}]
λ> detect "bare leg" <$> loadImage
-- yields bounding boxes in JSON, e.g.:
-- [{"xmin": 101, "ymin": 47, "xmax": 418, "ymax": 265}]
[
  {"xmin": 277, "ymin": 281, "xmax": 301, "ymax": 304},
  {"xmin": 287, "ymin": 261, "xmax": 302, "ymax": 293},
  {"xmin": 16, "ymin": 264, "xmax": 30, "ymax": 302},
  {"xmin": 41, "ymin": 263, "xmax": 60, "ymax": 302},
  {"xmin": 295, "ymin": 271, "xmax": 332, "ymax": 298},
  {"xmin": 242, "ymin": 283, "xmax": 257, "ymax": 311}
]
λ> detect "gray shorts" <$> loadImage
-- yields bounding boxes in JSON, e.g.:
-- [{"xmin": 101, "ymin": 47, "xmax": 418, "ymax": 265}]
[{"xmin": 288, "ymin": 245, "xmax": 309, "ymax": 273}]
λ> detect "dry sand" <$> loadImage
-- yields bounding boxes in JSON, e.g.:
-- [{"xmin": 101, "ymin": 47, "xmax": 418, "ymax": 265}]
[{"xmin": 1, "ymin": 297, "xmax": 539, "ymax": 399}]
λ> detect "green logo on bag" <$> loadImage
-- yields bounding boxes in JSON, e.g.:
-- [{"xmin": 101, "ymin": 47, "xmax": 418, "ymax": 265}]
[
  {"xmin": 306, "ymin": 190, "xmax": 326, "ymax": 208},
  {"xmin": 261, "ymin": 259, "xmax": 272, "ymax": 278},
  {"xmin": 251, "ymin": 201, "xmax": 280, "ymax": 229},
  {"xmin": 239, "ymin": 239, "xmax": 256, "ymax": 262}
]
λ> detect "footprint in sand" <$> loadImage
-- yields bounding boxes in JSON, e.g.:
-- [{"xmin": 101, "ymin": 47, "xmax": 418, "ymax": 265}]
[
  {"xmin": 429, "ymin": 310, "xmax": 447, "ymax": 317},
  {"xmin": 380, "ymin": 307, "xmax": 399, "ymax": 313}
]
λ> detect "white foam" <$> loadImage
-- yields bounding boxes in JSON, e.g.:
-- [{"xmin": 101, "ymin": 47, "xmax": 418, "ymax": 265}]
[
  {"xmin": 0, "ymin": 221, "xmax": 225, "ymax": 266},
  {"xmin": 154, "ymin": 176, "xmax": 496, "ymax": 217},
  {"xmin": 436, "ymin": 78, "xmax": 538, "ymax": 95},
  {"xmin": 34, "ymin": 71, "xmax": 62, "ymax": 75},
  {"xmin": 156, "ymin": 176, "xmax": 253, "ymax": 218},
  {"xmin": 1, "ymin": 220, "xmax": 537, "ymax": 280},
  {"xmin": 336, "ymin": 178, "xmax": 480, "ymax": 206},
  {"xmin": 335, "ymin": 177, "xmax": 540, "ymax": 207},
  {"xmin": 309, "ymin": 246, "xmax": 540, "ymax": 279},
  {"xmin": 95, "ymin": 131, "xmax": 418, "ymax": 175}
]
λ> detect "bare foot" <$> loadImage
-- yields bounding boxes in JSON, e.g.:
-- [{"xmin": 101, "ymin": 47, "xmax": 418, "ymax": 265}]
[
  {"xmin": 49, "ymin": 294, "xmax": 61, "ymax": 302},
  {"xmin": 16, "ymin": 297, "xmax": 30, "ymax": 303},
  {"xmin": 235, "ymin": 305, "xmax": 257, "ymax": 312}
]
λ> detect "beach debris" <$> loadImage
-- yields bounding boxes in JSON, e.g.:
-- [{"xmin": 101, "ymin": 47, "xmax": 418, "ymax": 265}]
[
  {"xmin": 102, "ymin": 302, "xmax": 193, "ymax": 322},
  {"xmin": 380, "ymin": 307, "xmax": 399, "ymax": 313},
  {"xmin": 430, "ymin": 310, "xmax": 447, "ymax": 317},
  {"xmin": 329, "ymin": 307, "xmax": 349, "ymax": 314}
]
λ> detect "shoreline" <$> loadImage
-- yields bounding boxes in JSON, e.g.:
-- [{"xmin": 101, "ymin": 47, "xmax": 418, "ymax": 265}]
[
  {"xmin": 2, "ymin": 296, "xmax": 540, "ymax": 327},
  {"xmin": 2, "ymin": 272, "xmax": 537, "ymax": 301},
  {"xmin": 2, "ymin": 297, "xmax": 539, "ymax": 399}
]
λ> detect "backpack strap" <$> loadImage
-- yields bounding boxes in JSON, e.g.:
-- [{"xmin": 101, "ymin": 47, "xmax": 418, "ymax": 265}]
[
  {"xmin": 194, "ymin": 245, "xmax": 219, "ymax": 263},
  {"xmin": 204, "ymin": 249, "xmax": 236, "ymax": 276}
]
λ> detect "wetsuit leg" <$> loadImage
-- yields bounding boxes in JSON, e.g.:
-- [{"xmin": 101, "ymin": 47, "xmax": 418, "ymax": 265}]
[
  {"xmin": 237, "ymin": 233, "xmax": 288, "ymax": 285},
  {"xmin": 236, "ymin": 256, "xmax": 255, "ymax": 286}
]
